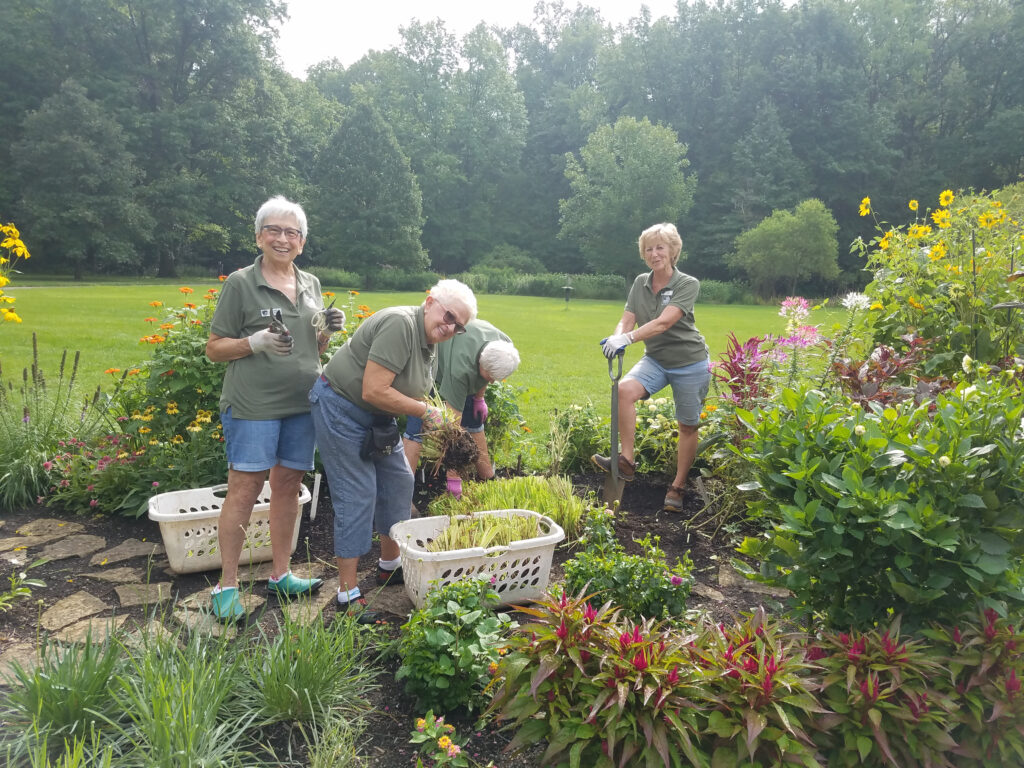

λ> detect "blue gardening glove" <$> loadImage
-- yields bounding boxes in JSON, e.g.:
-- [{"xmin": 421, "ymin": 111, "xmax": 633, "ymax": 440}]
[
  {"xmin": 600, "ymin": 333, "xmax": 632, "ymax": 359},
  {"xmin": 472, "ymin": 396, "xmax": 488, "ymax": 422},
  {"xmin": 324, "ymin": 307, "xmax": 346, "ymax": 333}
]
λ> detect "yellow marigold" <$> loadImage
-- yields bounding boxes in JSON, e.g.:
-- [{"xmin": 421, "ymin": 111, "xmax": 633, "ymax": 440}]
[
  {"xmin": 908, "ymin": 199, "xmax": 919, "ymax": 211},
  {"xmin": 859, "ymin": 197, "xmax": 871, "ymax": 217},
  {"xmin": 908, "ymin": 296, "xmax": 925, "ymax": 310},
  {"xmin": 179, "ymin": 286, "xmax": 194, "ymax": 295},
  {"xmin": 706, "ymin": 404, "xmax": 717, "ymax": 412},
  {"xmin": 939, "ymin": 189, "xmax": 954, "ymax": 207}
]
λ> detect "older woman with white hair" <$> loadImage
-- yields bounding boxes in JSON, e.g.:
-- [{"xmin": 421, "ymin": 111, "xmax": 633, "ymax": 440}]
[
  {"xmin": 310, "ymin": 279, "xmax": 477, "ymax": 622},
  {"xmin": 403, "ymin": 319, "xmax": 521, "ymax": 497},
  {"xmin": 205, "ymin": 195, "xmax": 345, "ymax": 621},
  {"xmin": 592, "ymin": 222, "xmax": 710, "ymax": 513}
]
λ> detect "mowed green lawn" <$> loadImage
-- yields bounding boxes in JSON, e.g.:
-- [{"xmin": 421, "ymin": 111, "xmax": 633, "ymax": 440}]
[{"xmin": 3, "ymin": 282, "xmax": 811, "ymax": 435}]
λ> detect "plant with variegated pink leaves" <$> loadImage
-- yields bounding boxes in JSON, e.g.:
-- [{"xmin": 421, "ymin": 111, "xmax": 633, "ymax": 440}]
[
  {"xmin": 810, "ymin": 617, "xmax": 958, "ymax": 766},
  {"xmin": 921, "ymin": 605, "xmax": 1024, "ymax": 766},
  {"xmin": 691, "ymin": 608, "xmax": 824, "ymax": 767},
  {"xmin": 486, "ymin": 587, "xmax": 711, "ymax": 767}
]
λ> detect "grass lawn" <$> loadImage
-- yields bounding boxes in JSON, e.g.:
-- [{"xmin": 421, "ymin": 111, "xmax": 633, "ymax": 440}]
[{"xmin": 3, "ymin": 282, "xmax": 839, "ymax": 436}]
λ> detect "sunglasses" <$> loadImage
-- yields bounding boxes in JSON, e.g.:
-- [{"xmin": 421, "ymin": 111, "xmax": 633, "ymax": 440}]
[{"xmin": 437, "ymin": 302, "xmax": 467, "ymax": 335}]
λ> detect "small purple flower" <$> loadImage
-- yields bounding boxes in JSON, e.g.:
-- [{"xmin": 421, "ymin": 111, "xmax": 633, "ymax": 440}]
[{"xmin": 671, "ymin": 575, "xmax": 683, "ymax": 586}]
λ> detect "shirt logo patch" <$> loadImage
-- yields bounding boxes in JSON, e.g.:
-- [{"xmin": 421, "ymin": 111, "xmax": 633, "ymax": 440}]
[{"xmin": 260, "ymin": 309, "xmax": 271, "ymax": 317}]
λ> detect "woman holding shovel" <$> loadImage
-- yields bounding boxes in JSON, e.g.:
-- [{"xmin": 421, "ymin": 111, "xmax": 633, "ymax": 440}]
[{"xmin": 592, "ymin": 222, "xmax": 710, "ymax": 512}]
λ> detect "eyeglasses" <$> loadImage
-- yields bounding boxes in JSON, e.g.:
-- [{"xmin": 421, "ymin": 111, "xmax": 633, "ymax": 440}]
[
  {"xmin": 261, "ymin": 224, "xmax": 303, "ymax": 240},
  {"xmin": 438, "ymin": 302, "xmax": 467, "ymax": 335}
]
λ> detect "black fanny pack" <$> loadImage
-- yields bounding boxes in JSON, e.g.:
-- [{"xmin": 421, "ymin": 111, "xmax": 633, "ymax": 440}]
[{"xmin": 360, "ymin": 415, "xmax": 400, "ymax": 460}]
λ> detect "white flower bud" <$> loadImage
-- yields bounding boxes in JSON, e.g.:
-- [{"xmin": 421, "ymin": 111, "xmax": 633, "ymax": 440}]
[
  {"xmin": 854, "ymin": 425, "xmax": 866, "ymax": 436},
  {"xmin": 938, "ymin": 455, "xmax": 951, "ymax": 467}
]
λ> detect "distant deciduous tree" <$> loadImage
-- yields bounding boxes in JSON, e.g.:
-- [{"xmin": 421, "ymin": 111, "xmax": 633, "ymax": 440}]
[
  {"xmin": 728, "ymin": 198, "xmax": 839, "ymax": 299},
  {"xmin": 558, "ymin": 116, "xmax": 696, "ymax": 277},
  {"xmin": 13, "ymin": 80, "xmax": 151, "ymax": 278}
]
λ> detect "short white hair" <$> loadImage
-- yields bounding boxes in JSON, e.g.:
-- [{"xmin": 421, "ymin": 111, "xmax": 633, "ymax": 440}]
[
  {"xmin": 428, "ymin": 279, "xmax": 478, "ymax": 323},
  {"xmin": 479, "ymin": 340, "xmax": 520, "ymax": 381},
  {"xmin": 255, "ymin": 196, "xmax": 308, "ymax": 237}
]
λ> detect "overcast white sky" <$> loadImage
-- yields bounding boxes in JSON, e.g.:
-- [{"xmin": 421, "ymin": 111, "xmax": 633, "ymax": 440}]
[{"xmin": 276, "ymin": 0, "xmax": 683, "ymax": 77}]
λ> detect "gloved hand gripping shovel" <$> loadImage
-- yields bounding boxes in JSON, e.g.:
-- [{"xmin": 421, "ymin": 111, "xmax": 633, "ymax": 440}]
[{"xmin": 602, "ymin": 349, "xmax": 626, "ymax": 506}]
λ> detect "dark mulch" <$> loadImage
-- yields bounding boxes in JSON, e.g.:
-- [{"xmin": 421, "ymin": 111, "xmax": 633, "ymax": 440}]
[{"xmin": 0, "ymin": 470, "xmax": 760, "ymax": 767}]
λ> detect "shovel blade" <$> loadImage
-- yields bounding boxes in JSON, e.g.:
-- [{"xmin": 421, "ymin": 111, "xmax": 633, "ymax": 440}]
[{"xmin": 602, "ymin": 474, "xmax": 625, "ymax": 506}]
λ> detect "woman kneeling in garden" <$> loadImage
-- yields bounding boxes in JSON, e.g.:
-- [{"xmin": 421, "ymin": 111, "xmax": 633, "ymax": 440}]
[{"xmin": 592, "ymin": 222, "xmax": 710, "ymax": 512}]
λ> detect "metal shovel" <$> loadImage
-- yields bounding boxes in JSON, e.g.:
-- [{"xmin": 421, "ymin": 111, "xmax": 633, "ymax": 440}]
[{"xmin": 602, "ymin": 349, "xmax": 626, "ymax": 506}]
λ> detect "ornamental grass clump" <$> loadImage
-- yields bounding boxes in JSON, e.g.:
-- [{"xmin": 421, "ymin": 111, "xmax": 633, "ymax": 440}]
[
  {"xmin": 427, "ymin": 512, "xmax": 540, "ymax": 552},
  {"xmin": 427, "ymin": 474, "xmax": 587, "ymax": 539}
]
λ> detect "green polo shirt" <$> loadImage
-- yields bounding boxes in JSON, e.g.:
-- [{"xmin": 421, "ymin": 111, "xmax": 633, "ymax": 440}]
[
  {"xmin": 322, "ymin": 305, "xmax": 435, "ymax": 415},
  {"xmin": 210, "ymin": 255, "xmax": 324, "ymax": 419},
  {"xmin": 625, "ymin": 268, "xmax": 708, "ymax": 369},
  {"xmin": 436, "ymin": 320, "xmax": 511, "ymax": 407}
]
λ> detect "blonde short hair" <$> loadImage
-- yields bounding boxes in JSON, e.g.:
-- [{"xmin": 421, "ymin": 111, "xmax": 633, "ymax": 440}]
[{"xmin": 638, "ymin": 223, "xmax": 682, "ymax": 265}]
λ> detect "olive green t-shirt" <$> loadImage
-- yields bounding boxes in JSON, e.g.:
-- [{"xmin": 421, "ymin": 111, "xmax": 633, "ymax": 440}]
[
  {"xmin": 322, "ymin": 305, "xmax": 434, "ymax": 415},
  {"xmin": 625, "ymin": 268, "xmax": 708, "ymax": 369},
  {"xmin": 436, "ymin": 320, "xmax": 511, "ymax": 407},
  {"xmin": 210, "ymin": 255, "xmax": 324, "ymax": 419}
]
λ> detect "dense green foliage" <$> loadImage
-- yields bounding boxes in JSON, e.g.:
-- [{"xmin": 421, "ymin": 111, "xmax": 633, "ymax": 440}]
[{"xmin": 4, "ymin": 0, "xmax": 1023, "ymax": 292}]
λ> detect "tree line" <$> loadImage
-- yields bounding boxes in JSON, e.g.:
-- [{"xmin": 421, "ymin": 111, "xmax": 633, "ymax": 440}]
[{"xmin": 1, "ymin": 0, "xmax": 1021, "ymax": 297}]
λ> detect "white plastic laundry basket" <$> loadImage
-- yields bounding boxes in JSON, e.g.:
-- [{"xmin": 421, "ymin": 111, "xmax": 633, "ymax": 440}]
[
  {"xmin": 390, "ymin": 509, "xmax": 564, "ymax": 608},
  {"xmin": 148, "ymin": 482, "xmax": 311, "ymax": 574}
]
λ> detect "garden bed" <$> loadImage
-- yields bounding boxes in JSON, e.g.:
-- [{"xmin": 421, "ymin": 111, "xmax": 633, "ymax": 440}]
[{"xmin": 0, "ymin": 470, "xmax": 756, "ymax": 766}]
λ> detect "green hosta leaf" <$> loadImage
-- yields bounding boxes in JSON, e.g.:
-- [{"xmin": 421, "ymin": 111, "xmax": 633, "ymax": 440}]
[{"xmin": 958, "ymin": 494, "xmax": 987, "ymax": 509}]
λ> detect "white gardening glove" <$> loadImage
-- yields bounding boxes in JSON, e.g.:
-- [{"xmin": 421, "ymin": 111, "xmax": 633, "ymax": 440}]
[
  {"xmin": 324, "ymin": 307, "xmax": 346, "ymax": 333},
  {"xmin": 600, "ymin": 333, "xmax": 632, "ymax": 359},
  {"xmin": 248, "ymin": 327, "xmax": 293, "ymax": 356}
]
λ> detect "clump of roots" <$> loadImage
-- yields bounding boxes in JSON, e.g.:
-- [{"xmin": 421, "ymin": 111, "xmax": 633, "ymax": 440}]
[{"xmin": 421, "ymin": 421, "xmax": 479, "ymax": 477}]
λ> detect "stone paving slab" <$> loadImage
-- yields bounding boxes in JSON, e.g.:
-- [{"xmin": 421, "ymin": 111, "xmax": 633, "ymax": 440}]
[
  {"xmin": 236, "ymin": 559, "xmax": 328, "ymax": 584},
  {"xmin": 39, "ymin": 534, "xmax": 106, "ymax": 562},
  {"xmin": 55, "ymin": 615, "xmax": 130, "ymax": 645},
  {"xmin": 0, "ymin": 642, "xmax": 38, "ymax": 679},
  {"xmin": 692, "ymin": 581, "xmax": 726, "ymax": 602},
  {"xmin": 280, "ymin": 589, "xmax": 337, "ymax": 625},
  {"xmin": 83, "ymin": 566, "xmax": 146, "ymax": 583},
  {"xmin": 16, "ymin": 518, "xmax": 85, "ymax": 538},
  {"xmin": 115, "ymin": 582, "xmax": 174, "ymax": 608},
  {"xmin": 90, "ymin": 538, "xmax": 164, "ymax": 566},
  {"xmin": 718, "ymin": 564, "xmax": 791, "ymax": 598},
  {"xmin": 41, "ymin": 591, "xmax": 110, "ymax": 631},
  {"xmin": 0, "ymin": 533, "xmax": 67, "ymax": 553}
]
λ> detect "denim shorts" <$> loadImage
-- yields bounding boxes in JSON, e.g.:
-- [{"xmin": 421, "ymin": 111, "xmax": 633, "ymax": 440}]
[
  {"xmin": 625, "ymin": 356, "xmax": 711, "ymax": 426},
  {"xmin": 221, "ymin": 407, "xmax": 315, "ymax": 472},
  {"xmin": 402, "ymin": 395, "xmax": 484, "ymax": 443},
  {"xmin": 309, "ymin": 376, "xmax": 414, "ymax": 558}
]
